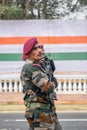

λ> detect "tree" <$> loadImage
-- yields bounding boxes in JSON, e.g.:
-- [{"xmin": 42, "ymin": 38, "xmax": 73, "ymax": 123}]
[
  {"xmin": 0, "ymin": 0, "xmax": 87, "ymax": 19},
  {"xmin": 42, "ymin": 0, "xmax": 47, "ymax": 19},
  {"xmin": 79, "ymin": 0, "xmax": 87, "ymax": 5}
]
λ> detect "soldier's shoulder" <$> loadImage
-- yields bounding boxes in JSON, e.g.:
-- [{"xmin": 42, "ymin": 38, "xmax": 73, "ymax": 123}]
[
  {"xmin": 22, "ymin": 63, "xmax": 32, "ymax": 72},
  {"xmin": 23, "ymin": 62, "xmax": 31, "ymax": 68},
  {"xmin": 22, "ymin": 63, "xmax": 41, "ymax": 72}
]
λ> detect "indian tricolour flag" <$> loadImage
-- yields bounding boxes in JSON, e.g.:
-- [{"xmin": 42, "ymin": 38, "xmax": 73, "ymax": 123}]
[{"xmin": 0, "ymin": 20, "xmax": 87, "ymax": 74}]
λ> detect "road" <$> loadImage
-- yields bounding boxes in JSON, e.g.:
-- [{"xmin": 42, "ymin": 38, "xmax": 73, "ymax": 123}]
[{"xmin": 0, "ymin": 112, "xmax": 87, "ymax": 130}]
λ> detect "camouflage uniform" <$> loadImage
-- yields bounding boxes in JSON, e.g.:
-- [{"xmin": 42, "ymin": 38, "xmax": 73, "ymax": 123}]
[{"xmin": 20, "ymin": 60, "xmax": 57, "ymax": 130}]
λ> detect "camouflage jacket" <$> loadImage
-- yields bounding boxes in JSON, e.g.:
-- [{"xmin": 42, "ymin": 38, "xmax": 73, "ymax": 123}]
[{"xmin": 20, "ymin": 60, "xmax": 56, "ymax": 104}]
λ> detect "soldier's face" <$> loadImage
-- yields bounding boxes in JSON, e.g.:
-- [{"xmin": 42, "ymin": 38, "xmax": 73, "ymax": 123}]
[
  {"xmin": 40, "ymin": 45, "xmax": 45, "ymax": 58},
  {"xmin": 29, "ymin": 44, "xmax": 42, "ymax": 60}
]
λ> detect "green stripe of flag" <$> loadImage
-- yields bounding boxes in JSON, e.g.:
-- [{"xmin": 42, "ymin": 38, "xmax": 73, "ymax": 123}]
[
  {"xmin": 46, "ymin": 52, "xmax": 87, "ymax": 61},
  {"xmin": 0, "ymin": 52, "xmax": 87, "ymax": 61}
]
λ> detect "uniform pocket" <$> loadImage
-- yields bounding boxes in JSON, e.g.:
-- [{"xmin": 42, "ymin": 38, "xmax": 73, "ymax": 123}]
[
  {"xmin": 25, "ymin": 110, "xmax": 34, "ymax": 119},
  {"xmin": 39, "ymin": 112, "xmax": 56, "ymax": 124},
  {"xmin": 25, "ymin": 109, "xmax": 40, "ymax": 127}
]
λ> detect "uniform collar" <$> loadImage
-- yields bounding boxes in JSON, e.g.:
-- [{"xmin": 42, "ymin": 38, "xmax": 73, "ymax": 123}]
[{"xmin": 25, "ymin": 59, "xmax": 33, "ymax": 64}]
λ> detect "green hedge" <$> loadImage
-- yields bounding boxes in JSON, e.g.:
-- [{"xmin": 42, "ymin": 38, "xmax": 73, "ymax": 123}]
[{"xmin": 0, "ymin": 5, "xmax": 26, "ymax": 19}]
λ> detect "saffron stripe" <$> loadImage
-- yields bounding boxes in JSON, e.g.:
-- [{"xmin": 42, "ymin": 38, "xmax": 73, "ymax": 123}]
[
  {"xmin": 0, "ymin": 36, "xmax": 87, "ymax": 44},
  {"xmin": 0, "ymin": 52, "xmax": 87, "ymax": 61}
]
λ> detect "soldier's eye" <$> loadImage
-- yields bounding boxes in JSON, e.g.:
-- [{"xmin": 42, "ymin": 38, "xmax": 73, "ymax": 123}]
[{"xmin": 33, "ymin": 45, "xmax": 41, "ymax": 50}]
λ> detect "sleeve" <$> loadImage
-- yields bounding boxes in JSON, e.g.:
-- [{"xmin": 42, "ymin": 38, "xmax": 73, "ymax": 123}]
[
  {"xmin": 31, "ymin": 68, "xmax": 56, "ymax": 94},
  {"xmin": 20, "ymin": 67, "xmax": 32, "ymax": 94}
]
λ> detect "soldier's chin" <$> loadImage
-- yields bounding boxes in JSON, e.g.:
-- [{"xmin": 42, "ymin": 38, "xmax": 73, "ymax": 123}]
[
  {"xmin": 38, "ymin": 55, "xmax": 42, "ymax": 60},
  {"xmin": 34, "ymin": 56, "xmax": 41, "ymax": 61}
]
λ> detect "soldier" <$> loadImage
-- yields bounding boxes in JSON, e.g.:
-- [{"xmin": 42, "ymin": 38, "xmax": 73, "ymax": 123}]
[{"xmin": 20, "ymin": 37, "xmax": 58, "ymax": 130}]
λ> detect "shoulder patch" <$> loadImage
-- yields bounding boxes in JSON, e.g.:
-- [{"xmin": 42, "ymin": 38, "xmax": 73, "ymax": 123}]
[{"xmin": 32, "ymin": 64, "xmax": 41, "ymax": 67}]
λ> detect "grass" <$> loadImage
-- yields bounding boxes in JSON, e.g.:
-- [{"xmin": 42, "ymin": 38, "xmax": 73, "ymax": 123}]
[
  {"xmin": 0, "ymin": 103, "xmax": 25, "ymax": 111},
  {"xmin": 56, "ymin": 103, "xmax": 87, "ymax": 111},
  {"xmin": 0, "ymin": 103, "xmax": 87, "ymax": 111}
]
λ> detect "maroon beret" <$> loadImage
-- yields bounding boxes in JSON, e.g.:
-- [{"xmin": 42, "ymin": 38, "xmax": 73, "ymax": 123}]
[{"xmin": 23, "ymin": 37, "xmax": 38, "ymax": 61}]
